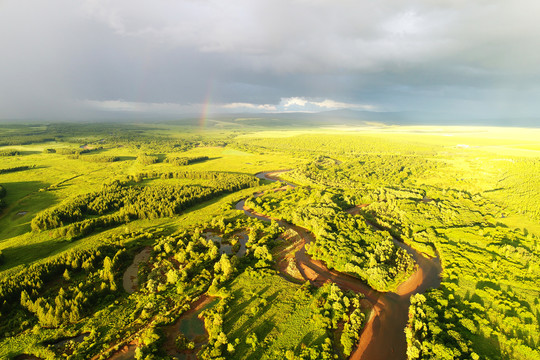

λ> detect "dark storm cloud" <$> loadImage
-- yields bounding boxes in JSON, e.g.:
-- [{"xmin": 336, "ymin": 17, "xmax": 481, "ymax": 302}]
[{"xmin": 1, "ymin": 0, "xmax": 540, "ymax": 120}]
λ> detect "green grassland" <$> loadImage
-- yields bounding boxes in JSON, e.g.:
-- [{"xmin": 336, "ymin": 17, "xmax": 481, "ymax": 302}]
[
  {"xmin": 0, "ymin": 122, "xmax": 539, "ymax": 360},
  {"xmin": 0, "ymin": 135, "xmax": 302, "ymax": 273},
  {"xmin": 222, "ymin": 270, "xmax": 327, "ymax": 359}
]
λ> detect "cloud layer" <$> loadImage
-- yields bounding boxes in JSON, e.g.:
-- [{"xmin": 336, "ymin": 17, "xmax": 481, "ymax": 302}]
[{"xmin": 1, "ymin": 0, "xmax": 540, "ymax": 120}]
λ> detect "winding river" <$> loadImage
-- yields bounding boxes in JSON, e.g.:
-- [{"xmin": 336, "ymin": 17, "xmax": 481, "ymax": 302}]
[{"xmin": 237, "ymin": 171, "xmax": 442, "ymax": 360}]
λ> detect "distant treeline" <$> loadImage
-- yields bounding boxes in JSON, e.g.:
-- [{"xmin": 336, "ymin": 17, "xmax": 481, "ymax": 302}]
[
  {"xmin": 133, "ymin": 170, "xmax": 258, "ymax": 185},
  {"xmin": 0, "ymin": 135, "xmax": 56, "ymax": 147},
  {"xmin": 84, "ymin": 155, "xmax": 120, "ymax": 163},
  {"xmin": 52, "ymin": 147, "xmax": 120, "ymax": 162},
  {"xmin": 165, "ymin": 156, "xmax": 209, "ymax": 166},
  {"xmin": 233, "ymin": 133, "xmax": 440, "ymax": 158},
  {"xmin": 0, "ymin": 165, "xmax": 33, "ymax": 174},
  {"xmin": 0, "ymin": 123, "xmax": 232, "ymax": 153},
  {"xmin": 56, "ymin": 147, "xmax": 103, "ymax": 156},
  {"xmin": 31, "ymin": 171, "xmax": 259, "ymax": 238},
  {"xmin": 286, "ymin": 155, "xmax": 437, "ymax": 190},
  {"xmin": 0, "ymin": 149, "xmax": 20, "ymax": 156}
]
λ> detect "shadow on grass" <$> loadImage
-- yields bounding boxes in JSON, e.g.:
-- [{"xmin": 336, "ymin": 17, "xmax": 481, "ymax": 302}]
[
  {"xmin": 0, "ymin": 180, "xmax": 55, "ymax": 216},
  {"xmin": 117, "ymin": 155, "xmax": 137, "ymax": 161},
  {"xmin": 180, "ymin": 192, "xmax": 243, "ymax": 216},
  {"xmin": 246, "ymin": 319, "xmax": 277, "ymax": 360},
  {"xmin": 0, "ymin": 164, "xmax": 48, "ymax": 175},
  {"xmin": 79, "ymin": 147, "xmax": 108, "ymax": 155},
  {"xmin": 297, "ymin": 331, "xmax": 316, "ymax": 352},
  {"xmin": 156, "ymin": 153, "xmax": 167, "ymax": 162},
  {"xmin": 228, "ymin": 288, "xmax": 282, "ymax": 356},
  {"xmin": 226, "ymin": 287, "xmax": 270, "ymax": 336},
  {"xmin": 16, "ymin": 150, "xmax": 43, "ymax": 156},
  {"xmin": 0, "ymin": 237, "xmax": 74, "ymax": 272},
  {"xmin": 188, "ymin": 156, "xmax": 222, "ymax": 164}
]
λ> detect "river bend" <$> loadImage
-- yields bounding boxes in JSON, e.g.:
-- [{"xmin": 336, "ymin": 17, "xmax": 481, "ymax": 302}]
[{"xmin": 236, "ymin": 171, "xmax": 442, "ymax": 360}]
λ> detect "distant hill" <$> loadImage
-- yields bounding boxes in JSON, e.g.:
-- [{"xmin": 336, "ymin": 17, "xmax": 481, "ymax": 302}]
[
  {"xmin": 195, "ymin": 109, "xmax": 540, "ymax": 128},
  {"xmin": 2, "ymin": 108, "xmax": 538, "ymax": 128}
]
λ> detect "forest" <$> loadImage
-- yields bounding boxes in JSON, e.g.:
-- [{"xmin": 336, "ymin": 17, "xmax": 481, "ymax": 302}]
[
  {"xmin": 245, "ymin": 187, "xmax": 415, "ymax": 291},
  {"xmin": 0, "ymin": 123, "xmax": 538, "ymax": 360}
]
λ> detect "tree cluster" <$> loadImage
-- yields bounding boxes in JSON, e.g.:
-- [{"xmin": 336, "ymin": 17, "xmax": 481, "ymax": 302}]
[
  {"xmin": 165, "ymin": 155, "xmax": 210, "ymax": 166},
  {"xmin": 137, "ymin": 154, "xmax": 159, "ymax": 165},
  {"xmin": 0, "ymin": 149, "xmax": 20, "ymax": 156},
  {"xmin": 31, "ymin": 172, "xmax": 259, "ymax": 238},
  {"xmin": 0, "ymin": 244, "xmax": 128, "ymax": 335},
  {"xmin": 0, "ymin": 135, "xmax": 55, "ymax": 146},
  {"xmin": 246, "ymin": 187, "xmax": 415, "ymax": 291},
  {"xmin": 311, "ymin": 283, "xmax": 365, "ymax": 357},
  {"xmin": 83, "ymin": 155, "xmax": 120, "ymax": 163},
  {"xmin": 56, "ymin": 147, "xmax": 101, "ymax": 156},
  {"xmin": 199, "ymin": 298, "xmax": 233, "ymax": 360},
  {"xmin": 0, "ymin": 165, "xmax": 32, "ymax": 175},
  {"xmin": 286, "ymin": 155, "xmax": 437, "ymax": 190}
]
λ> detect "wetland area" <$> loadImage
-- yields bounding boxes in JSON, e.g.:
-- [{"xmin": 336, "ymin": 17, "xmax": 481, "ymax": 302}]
[{"xmin": 0, "ymin": 124, "xmax": 538, "ymax": 360}]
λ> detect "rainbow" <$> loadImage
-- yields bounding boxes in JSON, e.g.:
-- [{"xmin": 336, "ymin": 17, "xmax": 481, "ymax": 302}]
[{"xmin": 199, "ymin": 82, "xmax": 213, "ymax": 131}]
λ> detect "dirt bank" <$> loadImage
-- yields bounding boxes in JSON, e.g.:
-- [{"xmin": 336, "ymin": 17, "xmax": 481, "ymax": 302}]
[
  {"xmin": 162, "ymin": 296, "xmax": 214, "ymax": 358},
  {"xmin": 238, "ymin": 172, "xmax": 442, "ymax": 360},
  {"xmin": 123, "ymin": 247, "xmax": 152, "ymax": 293}
]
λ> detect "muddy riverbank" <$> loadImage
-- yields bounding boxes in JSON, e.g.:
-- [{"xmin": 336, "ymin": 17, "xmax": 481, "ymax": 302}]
[
  {"xmin": 162, "ymin": 296, "xmax": 215, "ymax": 359},
  {"xmin": 238, "ymin": 171, "xmax": 442, "ymax": 360},
  {"xmin": 123, "ymin": 247, "xmax": 152, "ymax": 293}
]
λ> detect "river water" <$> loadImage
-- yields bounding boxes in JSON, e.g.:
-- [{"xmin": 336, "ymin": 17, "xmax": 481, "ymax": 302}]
[{"xmin": 237, "ymin": 171, "xmax": 442, "ymax": 360}]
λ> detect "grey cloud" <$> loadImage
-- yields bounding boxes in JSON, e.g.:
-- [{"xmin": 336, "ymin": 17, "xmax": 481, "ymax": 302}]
[{"xmin": 1, "ymin": 0, "xmax": 540, "ymax": 120}]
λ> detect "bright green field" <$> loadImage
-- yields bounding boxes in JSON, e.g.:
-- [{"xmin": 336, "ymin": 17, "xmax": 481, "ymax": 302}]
[
  {"xmin": 0, "ymin": 138, "xmax": 302, "ymax": 274},
  {"xmin": 223, "ymin": 271, "xmax": 327, "ymax": 359},
  {"xmin": 0, "ymin": 122, "xmax": 539, "ymax": 360}
]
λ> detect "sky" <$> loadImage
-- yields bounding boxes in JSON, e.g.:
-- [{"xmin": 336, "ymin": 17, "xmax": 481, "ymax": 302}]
[{"xmin": 1, "ymin": 0, "xmax": 540, "ymax": 121}]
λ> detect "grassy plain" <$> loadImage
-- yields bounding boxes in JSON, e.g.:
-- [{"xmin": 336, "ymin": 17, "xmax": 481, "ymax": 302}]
[
  {"xmin": 223, "ymin": 271, "xmax": 327, "ymax": 359},
  {"xmin": 0, "ymin": 122, "xmax": 539, "ymax": 359},
  {"xmin": 0, "ymin": 140, "xmax": 301, "ymax": 273}
]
